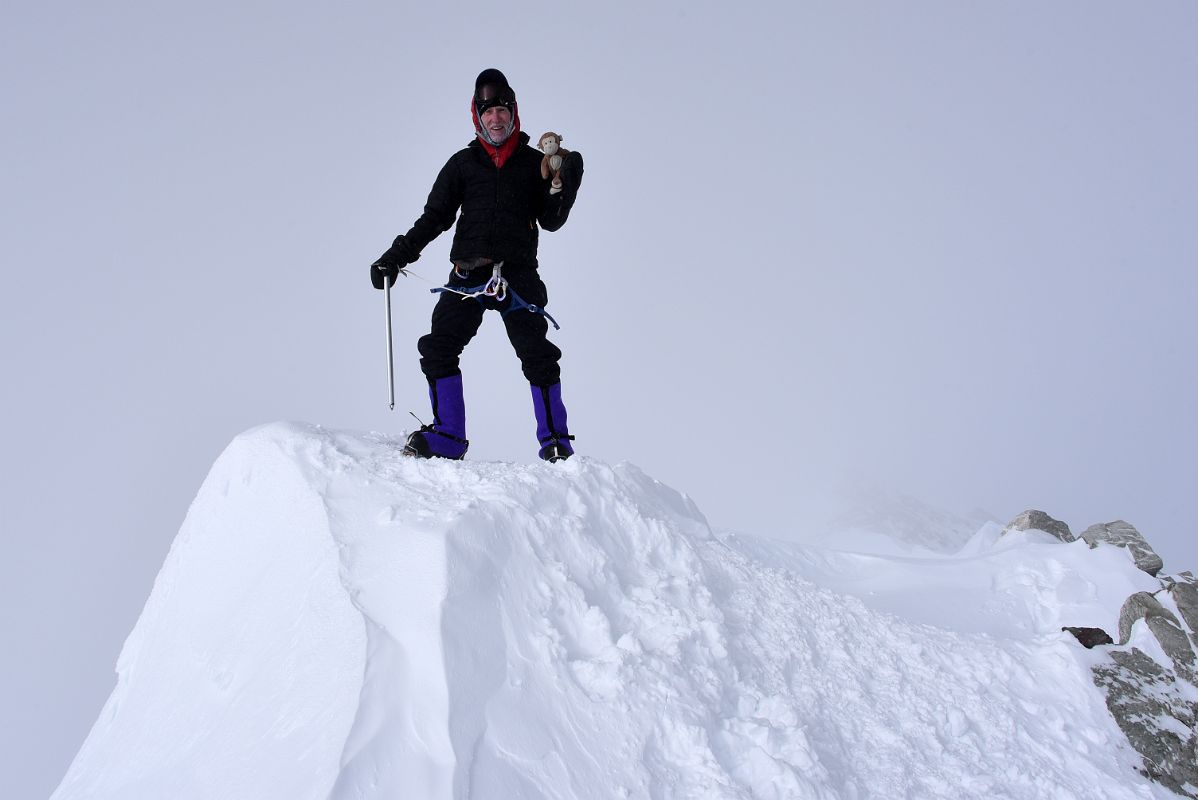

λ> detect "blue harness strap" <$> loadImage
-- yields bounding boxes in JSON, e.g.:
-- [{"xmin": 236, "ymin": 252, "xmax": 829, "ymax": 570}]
[
  {"xmin": 430, "ymin": 282, "xmax": 561, "ymax": 330},
  {"xmin": 502, "ymin": 287, "xmax": 561, "ymax": 330}
]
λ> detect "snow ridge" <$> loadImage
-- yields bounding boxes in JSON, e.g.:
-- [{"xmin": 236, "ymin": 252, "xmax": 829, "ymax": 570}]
[{"xmin": 53, "ymin": 423, "xmax": 1173, "ymax": 799}]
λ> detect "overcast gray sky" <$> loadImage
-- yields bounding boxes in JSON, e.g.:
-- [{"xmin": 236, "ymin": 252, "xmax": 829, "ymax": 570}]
[{"xmin": 3, "ymin": 2, "xmax": 1196, "ymax": 797}]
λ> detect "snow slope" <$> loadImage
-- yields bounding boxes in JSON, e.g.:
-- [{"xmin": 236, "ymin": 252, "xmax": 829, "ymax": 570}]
[{"xmin": 53, "ymin": 423, "xmax": 1174, "ymax": 799}]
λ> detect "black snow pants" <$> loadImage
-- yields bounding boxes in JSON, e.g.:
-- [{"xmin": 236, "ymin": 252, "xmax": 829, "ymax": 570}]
[{"xmin": 417, "ymin": 263, "xmax": 562, "ymax": 387}]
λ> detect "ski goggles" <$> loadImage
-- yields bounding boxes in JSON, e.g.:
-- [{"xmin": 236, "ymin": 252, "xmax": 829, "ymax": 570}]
[{"xmin": 475, "ymin": 83, "xmax": 515, "ymax": 113}]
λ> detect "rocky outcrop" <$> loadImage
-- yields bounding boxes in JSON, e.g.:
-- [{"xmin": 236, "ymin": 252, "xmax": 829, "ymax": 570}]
[
  {"xmin": 1117, "ymin": 592, "xmax": 1196, "ymax": 675},
  {"xmin": 1002, "ymin": 509, "xmax": 1075, "ymax": 542},
  {"xmin": 1093, "ymin": 648, "xmax": 1198, "ymax": 798},
  {"xmin": 1102, "ymin": 582, "xmax": 1198, "ymax": 799},
  {"xmin": 1081, "ymin": 520, "xmax": 1165, "ymax": 577},
  {"xmin": 1163, "ymin": 573, "xmax": 1198, "ymax": 638},
  {"xmin": 1006, "ymin": 511, "xmax": 1197, "ymax": 798}
]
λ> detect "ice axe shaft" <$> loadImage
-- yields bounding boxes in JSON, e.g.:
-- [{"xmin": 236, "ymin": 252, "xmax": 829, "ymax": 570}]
[{"xmin": 384, "ymin": 278, "xmax": 395, "ymax": 410}]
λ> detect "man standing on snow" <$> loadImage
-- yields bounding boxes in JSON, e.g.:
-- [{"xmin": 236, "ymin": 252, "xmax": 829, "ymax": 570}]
[{"xmin": 370, "ymin": 68, "xmax": 584, "ymax": 462}]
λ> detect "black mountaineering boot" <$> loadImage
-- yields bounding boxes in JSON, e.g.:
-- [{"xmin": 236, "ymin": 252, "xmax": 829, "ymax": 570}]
[
  {"xmin": 531, "ymin": 382, "xmax": 575, "ymax": 462},
  {"xmin": 404, "ymin": 375, "xmax": 469, "ymax": 460}
]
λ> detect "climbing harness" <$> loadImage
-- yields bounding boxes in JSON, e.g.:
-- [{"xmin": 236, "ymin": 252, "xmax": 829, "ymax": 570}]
[
  {"xmin": 413, "ymin": 262, "xmax": 562, "ymax": 330},
  {"xmin": 437, "ymin": 262, "xmax": 509, "ymax": 302}
]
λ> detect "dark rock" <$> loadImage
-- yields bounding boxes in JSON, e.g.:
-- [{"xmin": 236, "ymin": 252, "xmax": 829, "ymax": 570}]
[
  {"xmin": 1062, "ymin": 626, "xmax": 1114, "ymax": 648},
  {"xmin": 1080, "ymin": 520, "xmax": 1164, "ymax": 576},
  {"xmin": 1002, "ymin": 510, "xmax": 1075, "ymax": 542}
]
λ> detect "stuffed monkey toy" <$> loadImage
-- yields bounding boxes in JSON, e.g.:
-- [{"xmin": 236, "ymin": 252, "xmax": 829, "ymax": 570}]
[{"xmin": 537, "ymin": 132, "xmax": 570, "ymax": 195}]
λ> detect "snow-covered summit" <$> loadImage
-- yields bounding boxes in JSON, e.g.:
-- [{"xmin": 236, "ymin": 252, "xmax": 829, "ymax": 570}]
[{"xmin": 53, "ymin": 423, "xmax": 1183, "ymax": 799}]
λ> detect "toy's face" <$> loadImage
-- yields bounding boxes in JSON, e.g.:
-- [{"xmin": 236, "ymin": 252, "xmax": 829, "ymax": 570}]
[{"xmin": 540, "ymin": 136, "xmax": 559, "ymax": 155}]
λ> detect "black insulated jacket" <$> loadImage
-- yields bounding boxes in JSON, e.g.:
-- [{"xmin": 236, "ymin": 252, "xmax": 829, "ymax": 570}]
[{"xmin": 398, "ymin": 132, "xmax": 583, "ymax": 268}]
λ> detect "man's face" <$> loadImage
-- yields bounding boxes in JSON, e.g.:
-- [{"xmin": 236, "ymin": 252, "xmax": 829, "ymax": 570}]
[{"xmin": 481, "ymin": 105, "xmax": 513, "ymax": 144}]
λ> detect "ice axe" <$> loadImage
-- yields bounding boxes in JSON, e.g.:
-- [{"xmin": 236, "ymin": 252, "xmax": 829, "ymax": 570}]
[{"xmin": 383, "ymin": 270, "xmax": 399, "ymax": 410}]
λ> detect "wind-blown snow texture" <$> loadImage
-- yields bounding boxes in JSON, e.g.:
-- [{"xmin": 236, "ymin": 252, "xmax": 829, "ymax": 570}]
[{"xmin": 54, "ymin": 423, "xmax": 1176, "ymax": 799}]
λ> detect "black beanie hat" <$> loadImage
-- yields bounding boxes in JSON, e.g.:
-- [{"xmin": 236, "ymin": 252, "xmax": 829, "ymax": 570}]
[{"xmin": 474, "ymin": 68, "xmax": 516, "ymax": 113}]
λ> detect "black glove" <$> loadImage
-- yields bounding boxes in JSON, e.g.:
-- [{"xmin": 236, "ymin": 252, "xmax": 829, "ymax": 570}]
[
  {"xmin": 370, "ymin": 260, "xmax": 400, "ymax": 290},
  {"xmin": 370, "ymin": 236, "xmax": 418, "ymax": 290},
  {"xmin": 559, "ymin": 150, "xmax": 584, "ymax": 195}
]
